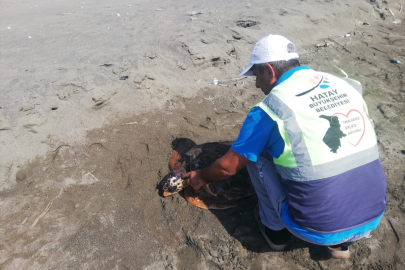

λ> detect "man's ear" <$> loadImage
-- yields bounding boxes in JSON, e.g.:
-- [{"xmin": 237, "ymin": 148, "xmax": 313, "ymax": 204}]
[{"xmin": 263, "ymin": 64, "xmax": 278, "ymax": 84}]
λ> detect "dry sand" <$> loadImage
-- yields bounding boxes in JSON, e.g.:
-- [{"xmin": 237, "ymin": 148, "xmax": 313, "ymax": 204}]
[{"xmin": 0, "ymin": 0, "xmax": 404, "ymax": 269}]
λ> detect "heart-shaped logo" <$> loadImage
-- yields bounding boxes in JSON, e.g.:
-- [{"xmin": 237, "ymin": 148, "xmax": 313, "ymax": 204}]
[{"xmin": 332, "ymin": 109, "xmax": 365, "ymax": 146}]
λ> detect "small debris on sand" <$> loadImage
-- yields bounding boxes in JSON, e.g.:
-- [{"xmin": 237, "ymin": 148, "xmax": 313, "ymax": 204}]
[
  {"xmin": 186, "ymin": 11, "xmax": 203, "ymax": 16},
  {"xmin": 31, "ymin": 202, "xmax": 53, "ymax": 227},
  {"xmin": 16, "ymin": 170, "xmax": 26, "ymax": 181}
]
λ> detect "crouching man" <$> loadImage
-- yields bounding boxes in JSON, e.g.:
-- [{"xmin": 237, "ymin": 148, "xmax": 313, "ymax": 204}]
[{"xmin": 183, "ymin": 35, "xmax": 386, "ymax": 259}]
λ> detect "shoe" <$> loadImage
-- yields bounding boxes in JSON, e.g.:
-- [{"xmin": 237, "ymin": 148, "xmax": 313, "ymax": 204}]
[
  {"xmin": 327, "ymin": 246, "xmax": 350, "ymax": 259},
  {"xmin": 254, "ymin": 205, "xmax": 291, "ymax": 251}
]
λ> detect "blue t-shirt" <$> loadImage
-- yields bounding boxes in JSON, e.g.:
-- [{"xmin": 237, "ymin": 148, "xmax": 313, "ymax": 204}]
[{"xmin": 232, "ymin": 66, "xmax": 311, "ymax": 161}]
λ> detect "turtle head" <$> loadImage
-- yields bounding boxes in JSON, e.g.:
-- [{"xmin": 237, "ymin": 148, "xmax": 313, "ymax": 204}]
[{"xmin": 159, "ymin": 171, "xmax": 187, "ymax": 197}]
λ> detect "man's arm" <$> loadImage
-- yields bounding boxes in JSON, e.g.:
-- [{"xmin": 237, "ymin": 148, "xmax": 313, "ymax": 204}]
[{"xmin": 183, "ymin": 148, "xmax": 250, "ymax": 190}]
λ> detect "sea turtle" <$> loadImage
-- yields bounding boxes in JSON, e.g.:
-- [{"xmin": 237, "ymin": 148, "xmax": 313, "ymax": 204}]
[{"xmin": 159, "ymin": 140, "xmax": 256, "ymax": 209}]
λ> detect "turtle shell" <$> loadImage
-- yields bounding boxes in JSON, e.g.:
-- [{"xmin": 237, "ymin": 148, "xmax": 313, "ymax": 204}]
[{"xmin": 159, "ymin": 141, "xmax": 256, "ymax": 209}]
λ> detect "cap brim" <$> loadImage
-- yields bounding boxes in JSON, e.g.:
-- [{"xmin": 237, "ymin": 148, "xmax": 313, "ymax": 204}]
[{"xmin": 239, "ymin": 63, "xmax": 254, "ymax": 77}]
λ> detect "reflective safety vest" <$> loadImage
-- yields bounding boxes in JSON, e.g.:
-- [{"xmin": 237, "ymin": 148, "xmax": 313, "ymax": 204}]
[{"xmin": 257, "ymin": 69, "xmax": 379, "ymax": 181}]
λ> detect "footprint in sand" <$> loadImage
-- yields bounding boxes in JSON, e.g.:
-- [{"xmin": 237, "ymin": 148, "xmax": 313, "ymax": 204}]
[
  {"xmin": 183, "ymin": 42, "xmax": 226, "ymax": 68},
  {"xmin": 378, "ymin": 103, "xmax": 399, "ymax": 120},
  {"xmin": 54, "ymin": 83, "xmax": 88, "ymax": 101},
  {"xmin": 236, "ymin": 19, "xmax": 260, "ymax": 28},
  {"xmin": 91, "ymin": 89, "xmax": 117, "ymax": 110}
]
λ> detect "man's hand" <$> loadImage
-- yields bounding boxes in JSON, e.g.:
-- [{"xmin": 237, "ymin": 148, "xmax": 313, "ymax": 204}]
[
  {"xmin": 183, "ymin": 170, "xmax": 207, "ymax": 191},
  {"xmin": 182, "ymin": 148, "xmax": 250, "ymax": 191}
]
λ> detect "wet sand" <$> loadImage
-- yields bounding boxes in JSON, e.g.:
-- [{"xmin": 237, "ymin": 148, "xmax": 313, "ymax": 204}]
[{"xmin": 1, "ymin": 0, "xmax": 404, "ymax": 269}]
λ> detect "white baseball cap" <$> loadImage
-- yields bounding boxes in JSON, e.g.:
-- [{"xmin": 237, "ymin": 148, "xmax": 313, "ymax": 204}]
[{"xmin": 239, "ymin": 34, "xmax": 299, "ymax": 76}]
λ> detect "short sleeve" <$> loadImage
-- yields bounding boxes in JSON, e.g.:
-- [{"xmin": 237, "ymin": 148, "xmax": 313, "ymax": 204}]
[{"xmin": 232, "ymin": 107, "xmax": 285, "ymax": 162}]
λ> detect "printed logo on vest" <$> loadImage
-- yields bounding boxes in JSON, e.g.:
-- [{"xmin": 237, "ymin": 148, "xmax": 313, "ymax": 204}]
[
  {"xmin": 332, "ymin": 110, "xmax": 365, "ymax": 146},
  {"xmin": 319, "ymin": 115, "xmax": 346, "ymax": 153},
  {"xmin": 296, "ymin": 75, "xmax": 330, "ymax": 97},
  {"xmin": 319, "ymin": 110, "xmax": 365, "ymax": 153}
]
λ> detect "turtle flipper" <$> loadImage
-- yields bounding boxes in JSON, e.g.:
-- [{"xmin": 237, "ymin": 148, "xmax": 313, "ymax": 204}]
[
  {"xmin": 169, "ymin": 150, "xmax": 183, "ymax": 171},
  {"xmin": 169, "ymin": 139, "xmax": 197, "ymax": 170},
  {"xmin": 184, "ymin": 187, "xmax": 237, "ymax": 210}
]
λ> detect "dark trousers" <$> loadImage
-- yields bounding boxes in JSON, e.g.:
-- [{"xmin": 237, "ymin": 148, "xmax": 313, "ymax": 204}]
[{"xmin": 330, "ymin": 242, "xmax": 352, "ymax": 248}]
